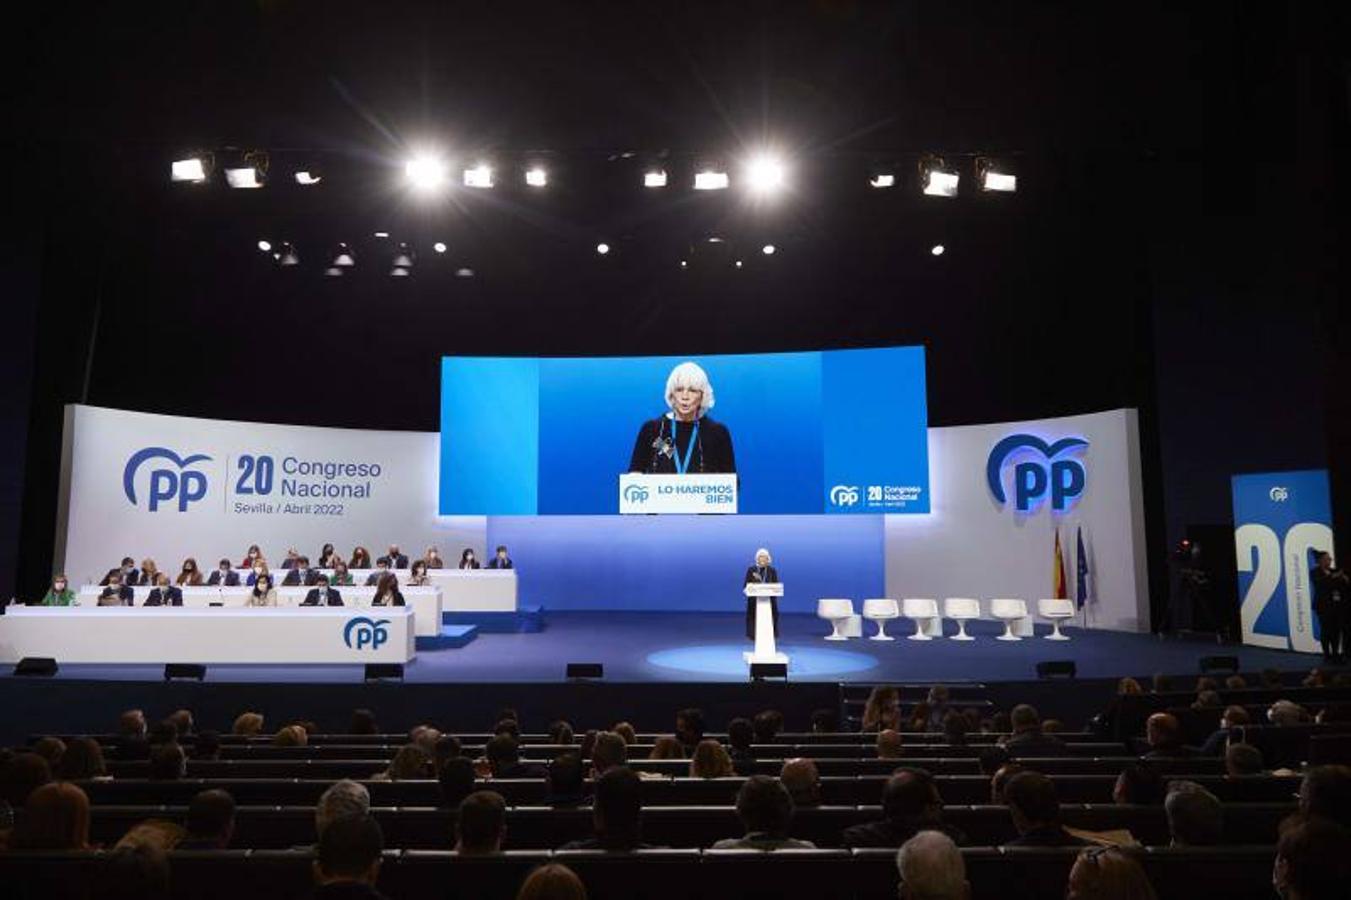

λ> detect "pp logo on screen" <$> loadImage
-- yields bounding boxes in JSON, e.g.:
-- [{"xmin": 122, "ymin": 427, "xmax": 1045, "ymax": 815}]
[
  {"xmin": 986, "ymin": 435, "xmax": 1088, "ymax": 513},
  {"xmin": 622, "ymin": 484, "xmax": 650, "ymax": 504},
  {"xmin": 344, "ymin": 617, "xmax": 390, "ymax": 651},
  {"xmin": 1268, "ymin": 486, "xmax": 1289, "ymax": 502},
  {"xmin": 122, "ymin": 447, "xmax": 211, "ymax": 512},
  {"xmin": 829, "ymin": 485, "xmax": 860, "ymax": 508}
]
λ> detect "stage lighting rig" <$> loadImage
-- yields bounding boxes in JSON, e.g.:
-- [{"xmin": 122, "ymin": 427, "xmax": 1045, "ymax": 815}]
[
  {"xmin": 743, "ymin": 154, "xmax": 786, "ymax": 194},
  {"xmin": 405, "ymin": 155, "xmax": 448, "ymax": 191},
  {"xmin": 294, "ymin": 170, "xmax": 322, "ymax": 185},
  {"xmin": 920, "ymin": 155, "xmax": 959, "ymax": 198},
  {"xmin": 976, "ymin": 157, "xmax": 1017, "ymax": 192},
  {"xmin": 693, "ymin": 163, "xmax": 729, "ymax": 190},
  {"xmin": 525, "ymin": 166, "xmax": 548, "ymax": 187},
  {"xmin": 170, "ymin": 154, "xmax": 212, "ymax": 183},
  {"xmin": 463, "ymin": 163, "xmax": 494, "ymax": 188},
  {"xmin": 224, "ymin": 150, "xmax": 268, "ymax": 189},
  {"xmin": 644, "ymin": 168, "xmax": 668, "ymax": 188}
]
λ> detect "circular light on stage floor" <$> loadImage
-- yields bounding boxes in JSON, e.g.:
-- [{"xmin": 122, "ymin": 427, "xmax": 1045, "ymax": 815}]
[{"xmin": 645, "ymin": 644, "xmax": 878, "ymax": 677}]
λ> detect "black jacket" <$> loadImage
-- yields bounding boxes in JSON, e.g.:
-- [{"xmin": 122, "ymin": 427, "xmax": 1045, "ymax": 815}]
[
  {"xmin": 302, "ymin": 588, "xmax": 344, "ymax": 606},
  {"xmin": 144, "ymin": 587, "xmax": 183, "ymax": 607},
  {"xmin": 1313, "ymin": 566, "xmax": 1348, "ymax": 614},
  {"xmin": 628, "ymin": 415, "xmax": 736, "ymax": 474},
  {"xmin": 842, "ymin": 817, "xmax": 967, "ymax": 849},
  {"xmin": 284, "ymin": 567, "xmax": 320, "ymax": 586},
  {"xmin": 1005, "ymin": 826, "xmax": 1090, "ymax": 848},
  {"xmin": 371, "ymin": 590, "xmax": 405, "ymax": 607},
  {"xmin": 207, "ymin": 569, "xmax": 240, "ymax": 586},
  {"xmin": 1002, "ymin": 730, "xmax": 1069, "ymax": 758},
  {"xmin": 377, "ymin": 554, "xmax": 409, "ymax": 569}
]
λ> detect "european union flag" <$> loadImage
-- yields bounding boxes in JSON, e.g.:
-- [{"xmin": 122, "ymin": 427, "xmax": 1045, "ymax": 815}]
[{"xmin": 1076, "ymin": 526, "xmax": 1090, "ymax": 609}]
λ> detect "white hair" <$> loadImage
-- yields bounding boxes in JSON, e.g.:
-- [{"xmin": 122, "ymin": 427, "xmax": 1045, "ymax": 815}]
[
  {"xmin": 664, "ymin": 361, "xmax": 715, "ymax": 415},
  {"xmin": 755, "ymin": 548, "xmax": 772, "ymax": 563},
  {"xmin": 897, "ymin": 830, "xmax": 966, "ymax": 900},
  {"xmin": 316, "ymin": 779, "xmax": 370, "ymax": 836}
]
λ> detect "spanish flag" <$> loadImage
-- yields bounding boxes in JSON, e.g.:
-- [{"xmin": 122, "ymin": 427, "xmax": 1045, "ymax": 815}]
[{"xmin": 1053, "ymin": 528, "xmax": 1068, "ymax": 599}]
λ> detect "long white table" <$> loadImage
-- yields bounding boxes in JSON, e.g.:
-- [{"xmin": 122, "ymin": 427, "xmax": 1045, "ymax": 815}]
[
  {"xmin": 74, "ymin": 585, "xmax": 443, "ymax": 638},
  {"xmin": 0, "ymin": 607, "xmax": 415, "ymax": 664}
]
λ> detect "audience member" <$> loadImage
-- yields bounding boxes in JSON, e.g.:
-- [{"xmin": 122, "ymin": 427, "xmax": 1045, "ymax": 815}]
[
  {"xmin": 433, "ymin": 735, "xmax": 462, "ymax": 770},
  {"xmin": 896, "ymin": 830, "xmax": 969, "ymax": 900},
  {"xmin": 877, "ymin": 729, "xmax": 904, "ymax": 760},
  {"xmin": 378, "ymin": 744, "xmax": 429, "ymax": 781},
  {"xmin": 1003, "ymin": 771, "xmax": 1087, "ymax": 847},
  {"xmin": 925, "ymin": 686, "xmax": 952, "ymax": 730},
  {"xmin": 753, "ymin": 710, "xmax": 784, "ymax": 742},
  {"xmin": 1116, "ymin": 677, "xmax": 1143, "ymax": 695},
  {"xmin": 194, "ymin": 730, "xmax": 222, "ymax": 761},
  {"xmin": 1297, "ymin": 764, "xmax": 1351, "ymax": 828},
  {"xmin": 1225, "ymin": 742, "xmax": 1265, "ymax": 777},
  {"xmin": 675, "ymin": 708, "xmax": 705, "ymax": 752},
  {"xmin": 942, "ymin": 712, "xmax": 970, "ymax": 746},
  {"xmin": 100, "ymin": 844, "xmax": 171, "ymax": 900},
  {"xmin": 437, "ymin": 757, "xmax": 477, "ymax": 809},
  {"xmin": 167, "ymin": 709, "xmax": 194, "ymax": 737},
  {"xmin": 1065, "ymin": 846, "xmax": 1158, "ymax": 900},
  {"xmin": 1002, "ymin": 705, "xmax": 1067, "ymax": 757},
  {"xmin": 712, "ymin": 775, "xmax": 814, "ymax": 849},
  {"xmin": 689, "ymin": 739, "xmax": 734, "ymax": 778},
  {"xmin": 232, "ymin": 712, "xmax": 265, "ymax": 736},
  {"xmin": 316, "ymin": 780, "xmax": 371, "ymax": 840},
  {"xmin": 485, "ymin": 735, "xmax": 539, "ymax": 779},
  {"xmin": 115, "ymin": 709, "xmax": 149, "ymax": 759},
  {"xmin": 976, "ymin": 746, "xmax": 1010, "ymax": 776},
  {"xmin": 275, "ymin": 724, "xmax": 309, "ymax": 747},
  {"xmin": 315, "ymin": 814, "xmax": 388, "ymax": 900},
  {"xmin": 612, "ymin": 722, "xmax": 637, "ymax": 746},
  {"xmin": 148, "ymin": 742, "xmax": 186, "ymax": 780},
  {"xmin": 904, "ymin": 702, "xmax": 933, "ymax": 733},
  {"xmin": 1224, "ymin": 674, "xmax": 1247, "ymax": 690},
  {"xmin": 32, "ymin": 737, "xmax": 66, "ymax": 767},
  {"xmin": 455, "ymin": 791, "xmax": 507, "ymax": 855},
  {"xmin": 726, "ymin": 718, "xmax": 756, "ymax": 775},
  {"xmin": 1198, "ymin": 705, "xmax": 1250, "ymax": 756},
  {"xmin": 56, "ymin": 738, "xmax": 108, "ymax": 781},
  {"xmin": 349, "ymin": 709, "xmax": 378, "ymax": 735},
  {"xmin": 559, "ymin": 767, "xmax": 646, "ymax": 851},
  {"xmin": 1163, "ymin": 780, "xmax": 1223, "ymax": 846},
  {"xmin": 811, "ymin": 708, "xmax": 841, "ymax": 733},
  {"xmin": 517, "ymin": 864, "xmax": 588, "ymax": 900},
  {"xmin": 0, "ymin": 753, "xmax": 52, "ymax": 837},
  {"xmin": 862, "ymin": 686, "xmax": 902, "ymax": 732},
  {"xmin": 1150, "ymin": 673, "xmax": 1171, "ymax": 693},
  {"xmin": 115, "ymin": 819, "xmax": 185, "ymax": 852},
  {"xmin": 1269, "ymin": 700, "xmax": 1309, "ymax": 726},
  {"xmin": 649, "ymin": 736, "xmax": 684, "ymax": 760},
  {"xmin": 548, "ymin": 720, "xmax": 575, "ymax": 745},
  {"xmin": 10, "ymin": 781, "xmax": 92, "ymax": 850},
  {"xmin": 990, "ymin": 762, "xmax": 1024, "ymax": 805},
  {"xmin": 843, "ymin": 768, "xmax": 965, "ymax": 848},
  {"xmin": 1260, "ymin": 668, "xmax": 1282, "ymax": 688},
  {"xmin": 1142, "ymin": 713, "xmax": 1191, "ymax": 758},
  {"xmin": 780, "ymin": 758, "xmax": 821, "ymax": 809},
  {"xmin": 1112, "ymin": 764, "xmax": 1164, "ymax": 805},
  {"xmin": 544, "ymin": 752, "xmax": 589, "ymax": 807},
  {"xmin": 178, "ymin": 789, "xmax": 235, "ymax": 849},
  {"xmin": 590, "ymin": 732, "xmax": 628, "ymax": 777},
  {"xmin": 1274, "ymin": 817, "xmax": 1351, "ymax": 900}
]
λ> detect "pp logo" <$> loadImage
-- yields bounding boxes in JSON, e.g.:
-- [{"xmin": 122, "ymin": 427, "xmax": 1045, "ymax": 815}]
[
  {"xmin": 1269, "ymin": 486, "xmax": 1289, "ymax": 502},
  {"xmin": 986, "ymin": 434, "xmax": 1088, "ymax": 513},
  {"xmin": 622, "ymin": 484, "xmax": 650, "ymax": 504},
  {"xmin": 829, "ymin": 485, "xmax": 860, "ymax": 507},
  {"xmin": 123, "ymin": 447, "xmax": 211, "ymax": 512},
  {"xmin": 344, "ymin": 617, "xmax": 390, "ymax": 651}
]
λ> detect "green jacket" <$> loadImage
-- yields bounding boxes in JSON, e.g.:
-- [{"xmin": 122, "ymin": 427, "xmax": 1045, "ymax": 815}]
[{"xmin": 40, "ymin": 588, "xmax": 77, "ymax": 606}]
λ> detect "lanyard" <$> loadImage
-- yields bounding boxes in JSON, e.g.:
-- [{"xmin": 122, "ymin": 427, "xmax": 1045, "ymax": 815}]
[{"xmin": 672, "ymin": 418, "xmax": 699, "ymax": 474}]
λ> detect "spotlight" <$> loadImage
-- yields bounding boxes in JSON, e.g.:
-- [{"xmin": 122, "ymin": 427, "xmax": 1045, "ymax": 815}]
[
  {"xmin": 735, "ymin": 260, "xmax": 743, "ymax": 268},
  {"xmin": 294, "ymin": 170, "xmax": 322, "ymax": 185},
  {"xmin": 525, "ymin": 166, "xmax": 548, "ymax": 187},
  {"xmin": 931, "ymin": 244, "xmax": 945, "ymax": 256},
  {"xmin": 977, "ymin": 158, "xmax": 1017, "ymax": 193},
  {"xmin": 256, "ymin": 240, "xmax": 272, "ymax": 252},
  {"xmin": 454, "ymin": 267, "xmax": 475, "ymax": 278},
  {"xmin": 643, "ymin": 169, "xmax": 668, "ymax": 188},
  {"xmin": 433, "ymin": 241, "xmax": 447, "ymax": 254},
  {"xmin": 694, "ymin": 169, "xmax": 729, "ymax": 190},
  {"xmin": 679, "ymin": 260, "xmax": 688, "ymax": 269},
  {"xmin": 596, "ymin": 242, "xmax": 610, "ymax": 255},
  {"xmin": 332, "ymin": 243, "xmax": 355, "ymax": 267},
  {"xmin": 171, "ymin": 157, "xmax": 208, "ymax": 183},
  {"xmin": 920, "ymin": 156, "xmax": 959, "ymax": 197},
  {"xmin": 391, "ymin": 242, "xmax": 414, "ymax": 269},
  {"xmin": 276, "ymin": 243, "xmax": 299, "ymax": 267},
  {"xmin": 405, "ymin": 155, "xmax": 448, "ymax": 191},
  {"xmin": 761, "ymin": 244, "xmax": 776, "ymax": 256},
  {"xmin": 390, "ymin": 267, "xmax": 411, "ymax": 277},
  {"xmin": 744, "ymin": 154, "xmax": 785, "ymax": 193},
  {"xmin": 373, "ymin": 231, "xmax": 390, "ymax": 239},
  {"xmin": 869, "ymin": 173, "xmax": 896, "ymax": 189},
  {"xmin": 463, "ymin": 164, "xmax": 494, "ymax": 188},
  {"xmin": 224, "ymin": 167, "xmax": 263, "ymax": 189},
  {"xmin": 324, "ymin": 267, "xmax": 343, "ymax": 277}
]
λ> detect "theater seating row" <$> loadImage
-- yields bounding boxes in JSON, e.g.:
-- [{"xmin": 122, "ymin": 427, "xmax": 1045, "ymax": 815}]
[
  {"xmin": 81, "ymin": 801, "xmax": 1295, "ymax": 849},
  {"xmin": 1106, "ymin": 686, "xmax": 1351, "ymax": 739},
  {"xmin": 0, "ymin": 846, "xmax": 1280, "ymax": 900},
  {"xmin": 71, "ymin": 772, "xmax": 1300, "ymax": 807}
]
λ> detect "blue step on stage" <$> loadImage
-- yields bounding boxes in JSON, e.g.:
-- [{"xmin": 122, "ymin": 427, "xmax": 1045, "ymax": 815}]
[
  {"xmin": 442, "ymin": 605, "xmax": 544, "ymax": 634},
  {"xmin": 415, "ymin": 624, "xmax": 478, "ymax": 650}
]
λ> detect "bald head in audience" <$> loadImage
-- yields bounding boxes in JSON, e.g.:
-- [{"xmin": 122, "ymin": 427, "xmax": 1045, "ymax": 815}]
[{"xmin": 780, "ymin": 758, "xmax": 821, "ymax": 808}]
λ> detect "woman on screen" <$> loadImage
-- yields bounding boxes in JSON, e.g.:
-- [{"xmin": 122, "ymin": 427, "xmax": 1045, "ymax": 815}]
[
  {"xmin": 743, "ymin": 547, "xmax": 780, "ymax": 640},
  {"xmin": 459, "ymin": 549, "xmax": 480, "ymax": 570},
  {"xmin": 627, "ymin": 361, "xmax": 736, "ymax": 476},
  {"xmin": 330, "ymin": 560, "xmax": 355, "ymax": 586},
  {"xmin": 318, "ymin": 543, "xmax": 338, "ymax": 568},
  {"xmin": 350, "ymin": 546, "xmax": 373, "ymax": 569},
  {"xmin": 176, "ymin": 558, "xmax": 204, "ymax": 586},
  {"xmin": 406, "ymin": 560, "xmax": 430, "ymax": 587},
  {"xmin": 245, "ymin": 561, "xmax": 271, "ymax": 587},
  {"xmin": 40, "ymin": 574, "xmax": 76, "ymax": 606},
  {"xmin": 248, "ymin": 574, "xmax": 278, "ymax": 607},
  {"xmin": 239, "ymin": 545, "xmax": 262, "ymax": 568},
  {"xmin": 425, "ymin": 547, "xmax": 445, "ymax": 569},
  {"xmin": 138, "ymin": 558, "xmax": 161, "ymax": 587},
  {"xmin": 371, "ymin": 572, "xmax": 406, "ymax": 607}
]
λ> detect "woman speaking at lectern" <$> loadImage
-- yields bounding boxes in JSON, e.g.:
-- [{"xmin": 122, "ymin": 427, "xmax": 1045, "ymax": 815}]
[
  {"xmin": 743, "ymin": 548, "xmax": 779, "ymax": 640},
  {"xmin": 627, "ymin": 361, "xmax": 737, "ymax": 476}
]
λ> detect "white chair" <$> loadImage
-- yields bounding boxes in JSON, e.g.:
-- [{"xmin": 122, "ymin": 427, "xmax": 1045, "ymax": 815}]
[
  {"xmin": 816, "ymin": 598, "xmax": 856, "ymax": 641},
  {"xmin": 943, "ymin": 597, "xmax": 981, "ymax": 641},
  {"xmin": 1038, "ymin": 598, "xmax": 1075, "ymax": 640},
  {"xmin": 989, "ymin": 598, "xmax": 1029, "ymax": 641},
  {"xmin": 861, "ymin": 598, "xmax": 900, "ymax": 641},
  {"xmin": 901, "ymin": 597, "xmax": 939, "ymax": 641}
]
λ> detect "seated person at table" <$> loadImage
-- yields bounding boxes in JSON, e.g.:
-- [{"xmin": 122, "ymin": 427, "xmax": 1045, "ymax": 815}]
[
  {"xmin": 843, "ymin": 768, "xmax": 967, "ymax": 848},
  {"xmin": 486, "ymin": 545, "xmax": 513, "ymax": 569},
  {"xmin": 239, "ymin": 545, "xmax": 262, "ymax": 568},
  {"xmin": 377, "ymin": 544, "xmax": 409, "ymax": 569},
  {"xmin": 1000, "ymin": 705, "xmax": 1067, "ymax": 757},
  {"xmin": 245, "ymin": 561, "xmax": 271, "ymax": 587},
  {"xmin": 424, "ymin": 547, "xmax": 445, "ymax": 569},
  {"xmin": 364, "ymin": 560, "xmax": 393, "ymax": 586},
  {"xmin": 206, "ymin": 559, "xmax": 240, "ymax": 586},
  {"xmin": 349, "ymin": 546, "xmax": 373, "ymax": 569},
  {"xmin": 330, "ymin": 561, "xmax": 355, "ymax": 586},
  {"xmin": 454, "ymin": 791, "xmax": 506, "ymax": 856},
  {"xmin": 1003, "ymin": 771, "xmax": 1088, "ymax": 847},
  {"xmin": 39, "ymin": 574, "xmax": 76, "ymax": 606},
  {"xmin": 370, "ymin": 573, "xmax": 405, "ymax": 607},
  {"xmin": 459, "ymin": 548, "xmax": 480, "ymax": 570},
  {"xmin": 405, "ymin": 560, "xmax": 430, "ymax": 587},
  {"xmin": 317, "ymin": 543, "xmax": 339, "ymax": 569},
  {"xmin": 282, "ymin": 556, "xmax": 318, "ymax": 586},
  {"xmin": 137, "ymin": 558, "xmax": 161, "ymax": 586},
  {"xmin": 247, "ymin": 575, "xmax": 278, "ymax": 607},
  {"xmin": 280, "ymin": 547, "xmax": 301, "ymax": 569},
  {"xmin": 302, "ymin": 574, "xmax": 343, "ymax": 606},
  {"xmin": 176, "ymin": 558, "xmax": 204, "ymax": 586},
  {"xmin": 144, "ymin": 574, "xmax": 184, "ymax": 607},
  {"xmin": 712, "ymin": 776, "xmax": 815, "ymax": 850},
  {"xmin": 99, "ymin": 572, "xmax": 135, "ymax": 606},
  {"xmin": 100, "ymin": 557, "xmax": 139, "ymax": 587}
]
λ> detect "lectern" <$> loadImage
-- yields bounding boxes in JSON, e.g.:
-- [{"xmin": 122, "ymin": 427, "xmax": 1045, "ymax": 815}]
[{"xmin": 743, "ymin": 583, "xmax": 787, "ymax": 666}]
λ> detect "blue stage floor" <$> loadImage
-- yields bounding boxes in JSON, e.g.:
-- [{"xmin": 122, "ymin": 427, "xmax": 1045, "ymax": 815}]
[{"xmin": 21, "ymin": 611, "xmax": 1316, "ymax": 685}]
